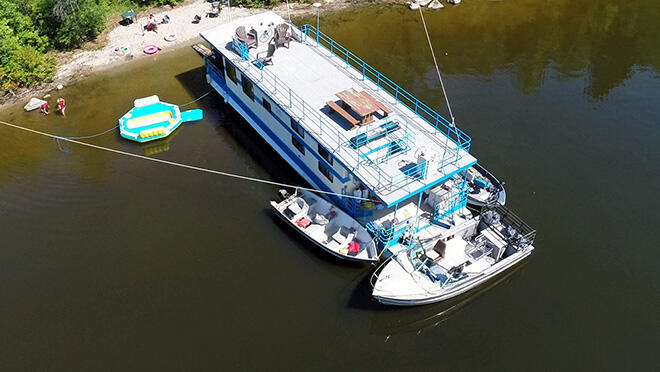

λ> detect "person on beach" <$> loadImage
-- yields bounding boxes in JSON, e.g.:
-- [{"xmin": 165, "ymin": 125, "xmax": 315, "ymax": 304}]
[
  {"xmin": 56, "ymin": 97, "xmax": 66, "ymax": 117},
  {"xmin": 146, "ymin": 14, "xmax": 158, "ymax": 32},
  {"xmin": 161, "ymin": 15, "xmax": 170, "ymax": 24},
  {"xmin": 40, "ymin": 102, "xmax": 49, "ymax": 115}
]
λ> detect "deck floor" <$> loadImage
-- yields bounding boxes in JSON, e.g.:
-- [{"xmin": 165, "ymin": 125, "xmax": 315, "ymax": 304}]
[{"xmin": 201, "ymin": 12, "xmax": 476, "ymax": 206}]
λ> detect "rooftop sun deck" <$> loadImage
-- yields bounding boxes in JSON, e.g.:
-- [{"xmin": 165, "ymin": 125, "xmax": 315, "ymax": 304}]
[{"xmin": 201, "ymin": 12, "xmax": 476, "ymax": 206}]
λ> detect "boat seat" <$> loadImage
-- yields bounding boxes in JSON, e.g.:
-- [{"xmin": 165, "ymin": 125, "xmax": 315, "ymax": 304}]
[
  {"xmin": 286, "ymin": 197, "xmax": 308, "ymax": 220},
  {"xmin": 332, "ymin": 226, "xmax": 355, "ymax": 245},
  {"xmin": 326, "ymin": 101, "xmax": 359, "ymax": 128},
  {"xmin": 312, "ymin": 213, "xmax": 329, "ymax": 225}
]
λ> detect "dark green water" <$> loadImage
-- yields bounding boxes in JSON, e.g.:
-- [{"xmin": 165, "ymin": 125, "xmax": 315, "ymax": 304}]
[{"xmin": 1, "ymin": 0, "xmax": 658, "ymax": 370}]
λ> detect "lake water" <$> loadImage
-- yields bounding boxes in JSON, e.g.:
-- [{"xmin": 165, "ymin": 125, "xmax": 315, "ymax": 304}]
[{"xmin": 1, "ymin": 0, "xmax": 658, "ymax": 369}]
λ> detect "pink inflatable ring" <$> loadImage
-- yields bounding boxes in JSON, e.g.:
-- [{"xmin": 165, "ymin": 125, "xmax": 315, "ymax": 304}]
[{"xmin": 143, "ymin": 45, "xmax": 160, "ymax": 54}]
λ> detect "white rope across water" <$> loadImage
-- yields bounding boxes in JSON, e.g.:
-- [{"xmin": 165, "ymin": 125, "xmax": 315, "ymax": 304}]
[
  {"xmin": 418, "ymin": 7, "xmax": 455, "ymax": 127},
  {"xmin": 0, "ymin": 119, "xmax": 372, "ymax": 201},
  {"xmin": 178, "ymin": 90, "xmax": 212, "ymax": 107}
]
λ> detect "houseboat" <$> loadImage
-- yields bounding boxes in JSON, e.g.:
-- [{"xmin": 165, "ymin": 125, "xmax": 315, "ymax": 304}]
[{"xmin": 199, "ymin": 12, "xmax": 534, "ymax": 304}]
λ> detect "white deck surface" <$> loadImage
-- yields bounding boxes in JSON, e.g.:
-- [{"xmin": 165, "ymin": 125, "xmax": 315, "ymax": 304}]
[{"xmin": 201, "ymin": 12, "xmax": 476, "ymax": 206}]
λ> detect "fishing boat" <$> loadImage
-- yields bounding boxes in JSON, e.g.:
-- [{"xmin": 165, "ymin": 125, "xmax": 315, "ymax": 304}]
[
  {"xmin": 370, "ymin": 260, "xmax": 528, "ymax": 334},
  {"xmin": 199, "ymin": 12, "xmax": 535, "ymax": 305},
  {"xmin": 118, "ymin": 95, "xmax": 203, "ymax": 143},
  {"xmin": 371, "ymin": 204, "xmax": 535, "ymax": 306},
  {"xmin": 271, "ymin": 189, "xmax": 378, "ymax": 262},
  {"xmin": 465, "ymin": 163, "xmax": 506, "ymax": 207}
]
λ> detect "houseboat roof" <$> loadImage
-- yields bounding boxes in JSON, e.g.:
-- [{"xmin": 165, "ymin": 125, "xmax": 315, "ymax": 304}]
[{"xmin": 201, "ymin": 12, "xmax": 476, "ymax": 207}]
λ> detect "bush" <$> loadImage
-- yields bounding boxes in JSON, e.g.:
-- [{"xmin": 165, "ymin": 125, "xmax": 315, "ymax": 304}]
[
  {"xmin": 0, "ymin": 46, "xmax": 56, "ymax": 91},
  {"xmin": 35, "ymin": 0, "xmax": 109, "ymax": 49},
  {"xmin": 134, "ymin": 0, "xmax": 183, "ymax": 6},
  {"xmin": 0, "ymin": 0, "xmax": 55, "ymax": 92}
]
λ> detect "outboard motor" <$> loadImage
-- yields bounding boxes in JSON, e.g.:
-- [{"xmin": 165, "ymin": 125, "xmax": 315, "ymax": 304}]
[
  {"xmin": 277, "ymin": 189, "xmax": 290, "ymax": 202},
  {"xmin": 477, "ymin": 210, "xmax": 501, "ymax": 233}
]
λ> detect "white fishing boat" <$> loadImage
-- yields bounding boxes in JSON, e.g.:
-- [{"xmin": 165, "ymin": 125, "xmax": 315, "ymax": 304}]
[
  {"xmin": 465, "ymin": 163, "xmax": 506, "ymax": 207},
  {"xmin": 371, "ymin": 204, "xmax": 535, "ymax": 306},
  {"xmin": 271, "ymin": 189, "xmax": 378, "ymax": 263}
]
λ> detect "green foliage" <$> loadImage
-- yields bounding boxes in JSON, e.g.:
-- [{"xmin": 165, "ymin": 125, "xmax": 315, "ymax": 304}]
[
  {"xmin": 133, "ymin": 0, "xmax": 183, "ymax": 6},
  {"xmin": 0, "ymin": 0, "xmax": 56, "ymax": 92},
  {"xmin": 231, "ymin": 0, "xmax": 279, "ymax": 8},
  {"xmin": 33, "ymin": 0, "xmax": 109, "ymax": 49},
  {"xmin": 0, "ymin": 46, "xmax": 56, "ymax": 91}
]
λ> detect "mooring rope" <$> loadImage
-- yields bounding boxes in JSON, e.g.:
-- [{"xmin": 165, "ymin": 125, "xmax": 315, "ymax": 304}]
[
  {"xmin": 418, "ymin": 7, "xmax": 455, "ymax": 127},
  {"xmin": 178, "ymin": 90, "xmax": 212, "ymax": 107},
  {"xmin": 60, "ymin": 125, "xmax": 119, "ymax": 140},
  {"xmin": 0, "ymin": 118, "xmax": 373, "ymax": 201}
]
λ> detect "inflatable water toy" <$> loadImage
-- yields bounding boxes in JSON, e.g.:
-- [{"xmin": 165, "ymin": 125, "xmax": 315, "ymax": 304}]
[
  {"xmin": 118, "ymin": 95, "xmax": 203, "ymax": 143},
  {"xmin": 164, "ymin": 34, "xmax": 177, "ymax": 42},
  {"xmin": 143, "ymin": 45, "xmax": 160, "ymax": 54}
]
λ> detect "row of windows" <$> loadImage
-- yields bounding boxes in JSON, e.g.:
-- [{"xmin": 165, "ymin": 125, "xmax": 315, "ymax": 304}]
[{"xmin": 225, "ymin": 58, "xmax": 335, "ymax": 184}]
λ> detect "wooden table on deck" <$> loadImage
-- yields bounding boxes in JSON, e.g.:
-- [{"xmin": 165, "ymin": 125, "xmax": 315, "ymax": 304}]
[{"xmin": 336, "ymin": 88, "xmax": 381, "ymax": 126}]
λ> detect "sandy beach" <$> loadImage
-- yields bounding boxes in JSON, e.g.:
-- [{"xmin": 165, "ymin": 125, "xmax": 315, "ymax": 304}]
[{"xmin": 2, "ymin": 0, "xmax": 369, "ymax": 108}]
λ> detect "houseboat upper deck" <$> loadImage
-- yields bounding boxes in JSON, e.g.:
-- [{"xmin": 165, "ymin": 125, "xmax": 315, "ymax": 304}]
[{"xmin": 201, "ymin": 12, "xmax": 476, "ymax": 208}]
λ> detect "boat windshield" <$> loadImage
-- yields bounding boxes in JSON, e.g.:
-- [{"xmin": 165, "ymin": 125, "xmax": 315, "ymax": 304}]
[{"xmin": 408, "ymin": 245, "xmax": 428, "ymax": 272}]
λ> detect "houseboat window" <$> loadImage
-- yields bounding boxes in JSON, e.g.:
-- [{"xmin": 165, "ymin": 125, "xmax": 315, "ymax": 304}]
[
  {"xmin": 262, "ymin": 98, "xmax": 271, "ymax": 113},
  {"xmin": 242, "ymin": 78, "xmax": 254, "ymax": 100},
  {"xmin": 210, "ymin": 54, "xmax": 224, "ymax": 71},
  {"xmin": 318, "ymin": 162, "xmax": 334, "ymax": 182},
  {"xmin": 292, "ymin": 136, "xmax": 305, "ymax": 154},
  {"xmin": 291, "ymin": 119, "xmax": 304, "ymax": 138},
  {"xmin": 318, "ymin": 145, "xmax": 333, "ymax": 165},
  {"xmin": 225, "ymin": 62, "xmax": 237, "ymax": 83}
]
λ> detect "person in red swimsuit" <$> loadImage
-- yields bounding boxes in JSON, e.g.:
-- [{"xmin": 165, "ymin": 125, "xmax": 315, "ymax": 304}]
[
  {"xmin": 40, "ymin": 102, "xmax": 49, "ymax": 115},
  {"xmin": 56, "ymin": 97, "xmax": 66, "ymax": 117}
]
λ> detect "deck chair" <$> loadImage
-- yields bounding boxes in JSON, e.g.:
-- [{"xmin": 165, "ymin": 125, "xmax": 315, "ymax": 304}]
[
  {"xmin": 274, "ymin": 23, "xmax": 291, "ymax": 48},
  {"xmin": 285, "ymin": 197, "xmax": 309, "ymax": 221},
  {"xmin": 207, "ymin": 1, "xmax": 220, "ymax": 18},
  {"xmin": 254, "ymin": 43, "xmax": 275, "ymax": 69},
  {"xmin": 331, "ymin": 226, "xmax": 355, "ymax": 246},
  {"xmin": 235, "ymin": 26, "xmax": 257, "ymax": 49}
]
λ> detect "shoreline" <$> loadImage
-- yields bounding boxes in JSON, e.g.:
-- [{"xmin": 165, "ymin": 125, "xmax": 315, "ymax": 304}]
[{"xmin": 1, "ymin": 0, "xmax": 399, "ymax": 110}]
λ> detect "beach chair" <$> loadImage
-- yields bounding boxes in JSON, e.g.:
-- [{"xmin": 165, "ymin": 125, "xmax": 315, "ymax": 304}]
[
  {"xmin": 274, "ymin": 23, "xmax": 291, "ymax": 48},
  {"xmin": 120, "ymin": 9, "xmax": 137, "ymax": 25},
  {"xmin": 207, "ymin": 2, "xmax": 220, "ymax": 18},
  {"xmin": 235, "ymin": 26, "xmax": 257, "ymax": 49},
  {"xmin": 254, "ymin": 43, "xmax": 276, "ymax": 69}
]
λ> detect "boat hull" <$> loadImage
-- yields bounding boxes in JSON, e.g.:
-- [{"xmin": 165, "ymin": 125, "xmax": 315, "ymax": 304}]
[
  {"xmin": 372, "ymin": 246, "xmax": 533, "ymax": 306},
  {"xmin": 272, "ymin": 208, "xmax": 377, "ymax": 263},
  {"xmin": 270, "ymin": 192, "xmax": 378, "ymax": 263}
]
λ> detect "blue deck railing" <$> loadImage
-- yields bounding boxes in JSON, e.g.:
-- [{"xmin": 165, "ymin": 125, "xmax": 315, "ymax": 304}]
[
  {"xmin": 213, "ymin": 23, "xmax": 473, "ymax": 199},
  {"xmin": 300, "ymin": 24, "xmax": 471, "ymax": 153}
]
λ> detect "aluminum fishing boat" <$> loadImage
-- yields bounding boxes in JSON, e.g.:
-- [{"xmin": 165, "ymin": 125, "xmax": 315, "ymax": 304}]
[
  {"xmin": 371, "ymin": 204, "xmax": 535, "ymax": 306},
  {"xmin": 271, "ymin": 189, "xmax": 378, "ymax": 262}
]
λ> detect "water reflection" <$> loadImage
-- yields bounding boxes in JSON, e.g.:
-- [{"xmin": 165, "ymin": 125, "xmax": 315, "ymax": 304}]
[
  {"xmin": 297, "ymin": 0, "xmax": 660, "ymax": 99},
  {"xmin": 368, "ymin": 260, "xmax": 529, "ymax": 337}
]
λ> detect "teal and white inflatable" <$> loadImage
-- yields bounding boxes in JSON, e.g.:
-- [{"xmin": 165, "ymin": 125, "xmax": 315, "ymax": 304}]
[{"xmin": 119, "ymin": 95, "xmax": 203, "ymax": 143}]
